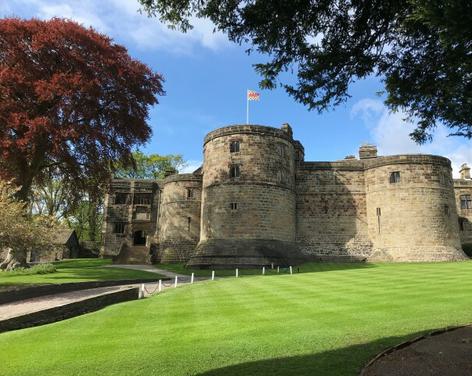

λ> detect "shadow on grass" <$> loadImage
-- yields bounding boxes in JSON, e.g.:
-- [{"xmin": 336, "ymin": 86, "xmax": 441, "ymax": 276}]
[{"xmin": 196, "ymin": 331, "xmax": 429, "ymax": 376}]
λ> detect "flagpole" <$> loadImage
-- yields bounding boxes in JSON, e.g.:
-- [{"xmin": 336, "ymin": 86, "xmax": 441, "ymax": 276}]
[{"xmin": 246, "ymin": 90, "xmax": 249, "ymax": 124}]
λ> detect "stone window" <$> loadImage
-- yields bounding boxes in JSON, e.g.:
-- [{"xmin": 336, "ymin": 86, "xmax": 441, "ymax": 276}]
[
  {"xmin": 186, "ymin": 188, "xmax": 194, "ymax": 200},
  {"xmin": 460, "ymin": 194, "xmax": 472, "ymax": 209},
  {"xmin": 187, "ymin": 217, "xmax": 191, "ymax": 231},
  {"xmin": 134, "ymin": 206, "xmax": 150, "ymax": 220},
  {"xmin": 114, "ymin": 193, "xmax": 128, "ymax": 205},
  {"xmin": 230, "ymin": 202, "xmax": 238, "ymax": 210},
  {"xmin": 230, "ymin": 141, "xmax": 240, "ymax": 153},
  {"xmin": 444, "ymin": 205, "xmax": 450, "ymax": 216},
  {"xmin": 133, "ymin": 230, "xmax": 146, "ymax": 245},
  {"xmin": 134, "ymin": 193, "xmax": 152, "ymax": 205},
  {"xmin": 230, "ymin": 165, "xmax": 240, "ymax": 178},
  {"xmin": 376, "ymin": 208, "xmax": 381, "ymax": 216},
  {"xmin": 389, "ymin": 171, "xmax": 401, "ymax": 184},
  {"xmin": 113, "ymin": 222, "xmax": 126, "ymax": 234}
]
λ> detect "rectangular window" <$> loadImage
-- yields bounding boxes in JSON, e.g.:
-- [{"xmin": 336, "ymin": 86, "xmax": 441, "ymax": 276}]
[
  {"xmin": 389, "ymin": 171, "xmax": 401, "ymax": 184},
  {"xmin": 230, "ymin": 141, "xmax": 240, "ymax": 153},
  {"xmin": 114, "ymin": 193, "xmax": 128, "ymax": 205},
  {"xmin": 230, "ymin": 202, "xmax": 238, "ymax": 210},
  {"xmin": 230, "ymin": 165, "xmax": 240, "ymax": 178},
  {"xmin": 460, "ymin": 194, "xmax": 472, "ymax": 209},
  {"xmin": 113, "ymin": 222, "xmax": 125, "ymax": 234},
  {"xmin": 444, "ymin": 205, "xmax": 450, "ymax": 216},
  {"xmin": 186, "ymin": 188, "xmax": 194, "ymax": 199},
  {"xmin": 134, "ymin": 193, "xmax": 152, "ymax": 205},
  {"xmin": 187, "ymin": 217, "xmax": 191, "ymax": 231},
  {"xmin": 376, "ymin": 208, "xmax": 381, "ymax": 216},
  {"xmin": 134, "ymin": 206, "xmax": 150, "ymax": 220}
]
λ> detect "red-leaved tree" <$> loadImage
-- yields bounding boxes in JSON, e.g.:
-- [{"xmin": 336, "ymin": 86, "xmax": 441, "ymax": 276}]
[{"xmin": 0, "ymin": 18, "xmax": 164, "ymax": 201}]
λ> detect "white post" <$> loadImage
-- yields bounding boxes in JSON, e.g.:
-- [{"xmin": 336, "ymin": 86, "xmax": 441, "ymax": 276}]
[
  {"xmin": 191, "ymin": 272, "xmax": 194, "ymax": 284},
  {"xmin": 277, "ymin": 266, "xmax": 280, "ymax": 273},
  {"xmin": 158, "ymin": 279, "xmax": 162, "ymax": 292},
  {"xmin": 262, "ymin": 266, "xmax": 265, "ymax": 275},
  {"xmin": 236, "ymin": 268, "xmax": 239, "ymax": 278},
  {"xmin": 174, "ymin": 276, "xmax": 178, "ymax": 288},
  {"xmin": 139, "ymin": 283, "xmax": 145, "ymax": 299},
  {"xmin": 211, "ymin": 270, "xmax": 215, "ymax": 281},
  {"xmin": 271, "ymin": 263, "xmax": 274, "ymax": 269},
  {"xmin": 289, "ymin": 266, "xmax": 293, "ymax": 275},
  {"xmin": 246, "ymin": 90, "xmax": 249, "ymax": 124}
]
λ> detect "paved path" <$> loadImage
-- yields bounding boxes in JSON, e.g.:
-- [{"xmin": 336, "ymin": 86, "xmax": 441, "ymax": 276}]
[
  {"xmin": 0, "ymin": 285, "xmax": 134, "ymax": 321},
  {"xmin": 0, "ymin": 265, "xmax": 206, "ymax": 323}
]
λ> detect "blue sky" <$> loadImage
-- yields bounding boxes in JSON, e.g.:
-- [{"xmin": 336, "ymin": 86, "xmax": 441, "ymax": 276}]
[{"xmin": 2, "ymin": 0, "xmax": 471, "ymax": 175}]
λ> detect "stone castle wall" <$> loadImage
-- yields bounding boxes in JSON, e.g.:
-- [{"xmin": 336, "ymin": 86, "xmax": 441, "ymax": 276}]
[
  {"xmin": 102, "ymin": 124, "xmax": 470, "ymax": 266},
  {"xmin": 158, "ymin": 173, "xmax": 202, "ymax": 263},
  {"xmin": 364, "ymin": 156, "xmax": 464, "ymax": 261},
  {"xmin": 190, "ymin": 125, "xmax": 303, "ymax": 267},
  {"xmin": 296, "ymin": 160, "xmax": 372, "ymax": 261}
]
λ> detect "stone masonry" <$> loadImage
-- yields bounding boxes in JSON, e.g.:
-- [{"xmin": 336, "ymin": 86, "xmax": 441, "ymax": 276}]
[{"xmin": 102, "ymin": 124, "xmax": 471, "ymax": 266}]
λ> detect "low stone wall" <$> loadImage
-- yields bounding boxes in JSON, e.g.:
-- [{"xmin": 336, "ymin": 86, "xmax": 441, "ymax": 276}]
[
  {"xmin": 0, "ymin": 287, "xmax": 139, "ymax": 333},
  {"xmin": 0, "ymin": 278, "xmax": 163, "ymax": 305}
]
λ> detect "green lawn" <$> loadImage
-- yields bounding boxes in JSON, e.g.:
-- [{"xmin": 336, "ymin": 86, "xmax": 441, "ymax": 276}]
[
  {"xmin": 0, "ymin": 259, "xmax": 163, "ymax": 289},
  {"xmin": 2, "ymin": 261, "xmax": 472, "ymax": 375}
]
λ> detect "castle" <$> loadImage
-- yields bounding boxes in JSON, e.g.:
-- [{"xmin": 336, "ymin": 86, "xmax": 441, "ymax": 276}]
[{"xmin": 102, "ymin": 124, "xmax": 472, "ymax": 267}]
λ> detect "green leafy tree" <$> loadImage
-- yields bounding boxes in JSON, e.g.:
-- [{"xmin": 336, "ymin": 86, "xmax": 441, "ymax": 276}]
[
  {"xmin": 0, "ymin": 181, "xmax": 59, "ymax": 270},
  {"xmin": 114, "ymin": 151, "xmax": 186, "ymax": 179},
  {"xmin": 139, "ymin": 0, "xmax": 472, "ymax": 143}
]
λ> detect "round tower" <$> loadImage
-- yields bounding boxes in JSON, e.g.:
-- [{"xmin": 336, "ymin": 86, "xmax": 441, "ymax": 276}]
[
  {"xmin": 365, "ymin": 155, "xmax": 466, "ymax": 261},
  {"xmin": 158, "ymin": 173, "xmax": 202, "ymax": 263},
  {"xmin": 188, "ymin": 124, "xmax": 305, "ymax": 268}
]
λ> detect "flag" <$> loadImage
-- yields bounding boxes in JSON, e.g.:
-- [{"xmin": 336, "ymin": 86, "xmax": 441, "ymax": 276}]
[{"xmin": 247, "ymin": 90, "xmax": 260, "ymax": 101}]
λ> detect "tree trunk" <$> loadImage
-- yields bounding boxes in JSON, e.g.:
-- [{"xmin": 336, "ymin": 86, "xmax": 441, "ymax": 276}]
[
  {"xmin": 87, "ymin": 198, "xmax": 98, "ymax": 241},
  {"xmin": 0, "ymin": 248, "xmax": 28, "ymax": 271}
]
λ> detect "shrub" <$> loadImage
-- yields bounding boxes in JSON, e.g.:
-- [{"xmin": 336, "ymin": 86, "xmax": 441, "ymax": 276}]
[{"xmin": 3, "ymin": 263, "xmax": 57, "ymax": 275}]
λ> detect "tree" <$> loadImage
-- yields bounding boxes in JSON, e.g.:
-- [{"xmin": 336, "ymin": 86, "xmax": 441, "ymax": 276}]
[
  {"xmin": 139, "ymin": 0, "xmax": 472, "ymax": 143},
  {"xmin": 0, "ymin": 181, "xmax": 58, "ymax": 270},
  {"xmin": 0, "ymin": 18, "xmax": 164, "ymax": 201},
  {"xmin": 114, "ymin": 151, "xmax": 186, "ymax": 179}
]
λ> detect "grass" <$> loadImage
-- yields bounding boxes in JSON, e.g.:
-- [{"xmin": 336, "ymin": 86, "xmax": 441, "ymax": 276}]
[
  {"xmin": 1, "ymin": 261, "xmax": 472, "ymax": 375},
  {"xmin": 157, "ymin": 261, "xmax": 373, "ymax": 277},
  {"xmin": 0, "ymin": 258, "xmax": 163, "ymax": 289}
]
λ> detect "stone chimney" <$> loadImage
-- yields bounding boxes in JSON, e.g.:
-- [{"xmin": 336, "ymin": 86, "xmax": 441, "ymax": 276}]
[
  {"xmin": 164, "ymin": 168, "xmax": 177, "ymax": 177},
  {"xmin": 459, "ymin": 163, "xmax": 471, "ymax": 179},
  {"xmin": 359, "ymin": 144, "xmax": 378, "ymax": 159},
  {"xmin": 281, "ymin": 123, "xmax": 293, "ymax": 139}
]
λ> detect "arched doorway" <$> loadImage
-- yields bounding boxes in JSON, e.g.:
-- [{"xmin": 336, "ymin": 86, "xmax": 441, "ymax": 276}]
[{"xmin": 133, "ymin": 230, "xmax": 146, "ymax": 246}]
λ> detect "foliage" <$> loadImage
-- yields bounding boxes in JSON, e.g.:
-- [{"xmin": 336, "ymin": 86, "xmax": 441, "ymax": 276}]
[
  {"xmin": 1, "ymin": 262, "xmax": 472, "ymax": 375},
  {"xmin": 114, "ymin": 151, "xmax": 186, "ymax": 180},
  {"xmin": 0, "ymin": 18, "xmax": 164, "ymax": 201},
  {"xmin": 3, "ymin": 263, "xmax": 56, "ymax": 276},
  {"xmin": 65, "ymin": 199, "xmax": 103, "ymax": 242},
  {"xmin": 0, "ymin": 180, "xmax": 60, "ymax": 270},
  {"xmin": 139, "ymin": 0, "xmax": 472, "ymax": 143}
]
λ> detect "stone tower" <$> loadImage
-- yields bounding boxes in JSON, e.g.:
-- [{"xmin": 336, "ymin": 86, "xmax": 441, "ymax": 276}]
[
  {"xmin": 365, "ymin": 155, "xmax": 464, "ymax": 261},
  {"xmin": 158, "ymin": 172, "xmax": 202, "ymax": 263},
  {"xmin": 188, "ymin": 124, "xmax": 306, "ymax": 267}
]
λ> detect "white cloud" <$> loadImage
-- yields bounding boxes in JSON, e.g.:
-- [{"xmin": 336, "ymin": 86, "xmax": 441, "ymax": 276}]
[
  {"xmin": 6, "ymin": 0, "xmax": 230, "ymax": 53},
  {"xmin": 352, "ymin": 98, "xmax": 472, "ymax": 177},
  {"xmin": 180, "ymin": 160, "xmax": 202, "ymax": 173}
]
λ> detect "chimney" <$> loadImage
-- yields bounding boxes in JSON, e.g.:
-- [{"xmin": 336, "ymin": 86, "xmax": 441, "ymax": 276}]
[
  {"xmin": 164, "ymin": 168, "xmax": 177, "ymax": 178},
  {"xmin": 459, "ymin": 163, "xmax": 471, "ymax": 179},
  {"xmin": 359, "ymin": 144, "xmax": 378, "ymax": 159}
]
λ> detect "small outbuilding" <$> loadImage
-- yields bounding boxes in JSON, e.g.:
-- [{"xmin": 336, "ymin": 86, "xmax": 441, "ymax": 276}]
[{"xmin": 29, "ymin": 229, "xmax": 81, "ymax": 263}]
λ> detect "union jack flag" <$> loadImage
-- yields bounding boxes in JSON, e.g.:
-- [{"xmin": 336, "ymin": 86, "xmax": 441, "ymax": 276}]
[{"xmin": 247, "ymin": 90, "xmax": 260, "ymax": 101}]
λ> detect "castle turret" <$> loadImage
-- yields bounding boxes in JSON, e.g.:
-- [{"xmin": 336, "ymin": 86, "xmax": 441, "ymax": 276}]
[
  {"xmin": 459, "ymin": 163, "xmax": 471, "ymax": 180},
  {"xmin": 158, "ymin": 173, "xmax": 202, "ymax": 263},
  {"xmin": 365, "ymin": 155, "xmax": 466, "ymax": 261},
  {"xmin": 188, "ymin": 124, "xmax": 305, "ymax": 268}
]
